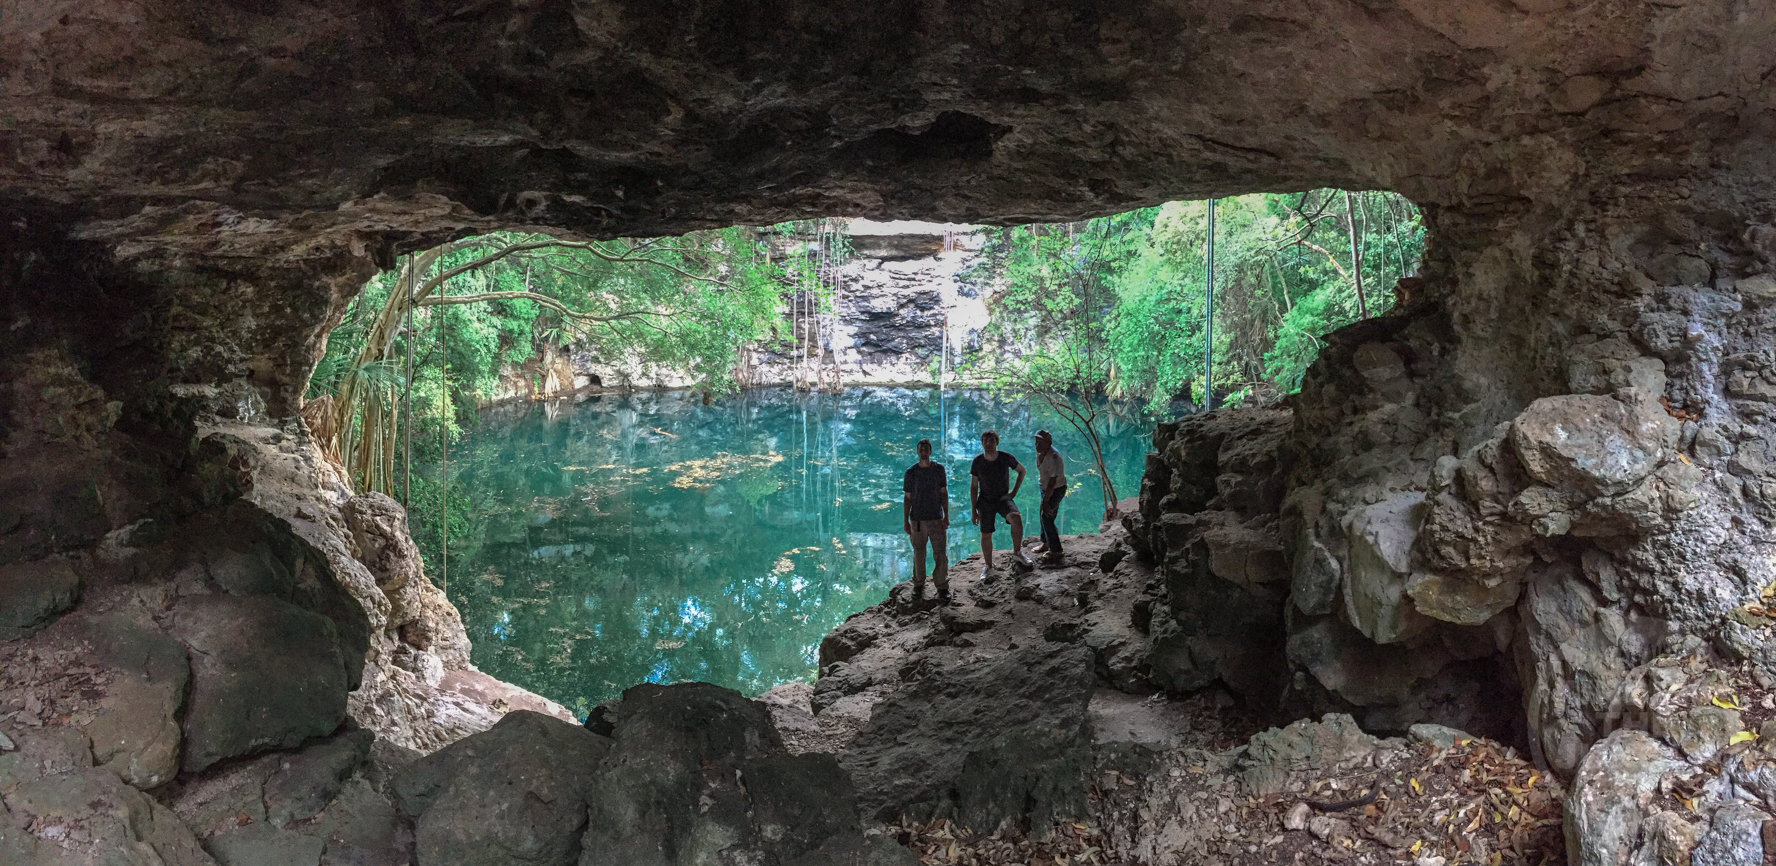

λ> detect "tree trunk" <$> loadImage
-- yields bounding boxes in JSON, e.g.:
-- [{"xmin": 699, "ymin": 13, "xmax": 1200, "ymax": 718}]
[{"xmin": 1344, "ymin": 190, "xmax": 1368, "ymax": 319}]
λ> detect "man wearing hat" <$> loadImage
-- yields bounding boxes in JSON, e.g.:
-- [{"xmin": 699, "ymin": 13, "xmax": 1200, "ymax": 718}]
[{"xmin": 1032, "ymin": 430, "xmax": 1067, "ymax": 565}]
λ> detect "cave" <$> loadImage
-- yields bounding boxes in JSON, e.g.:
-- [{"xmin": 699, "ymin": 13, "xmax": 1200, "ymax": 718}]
[{"xmin": 4, "ymin": 2, "xmax": 1776, "ymax": 864}]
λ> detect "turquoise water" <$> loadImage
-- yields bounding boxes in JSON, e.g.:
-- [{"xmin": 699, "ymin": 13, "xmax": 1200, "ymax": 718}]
[{"xmin": 419, "ymin": 387, "xmax": 1157, "ymax": 715}]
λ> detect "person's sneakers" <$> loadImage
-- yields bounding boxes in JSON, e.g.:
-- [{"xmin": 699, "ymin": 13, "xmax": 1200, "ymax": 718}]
[
  {"xmin": 937, "ymin": 590, "xmax": 953, "ymax": 605},
  {"xmin": 1039, "ymin": 553, "xmax": 1064, "ymax": 567},
  {"xmin": 1029, "ymin": 541, "xmax": 1048, "ymax": 553}
]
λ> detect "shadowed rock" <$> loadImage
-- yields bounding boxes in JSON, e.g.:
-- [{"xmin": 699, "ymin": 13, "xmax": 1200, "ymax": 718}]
[{"xmin": 841, "ymin": 642, "xmax": 1095, "ymax": 833}]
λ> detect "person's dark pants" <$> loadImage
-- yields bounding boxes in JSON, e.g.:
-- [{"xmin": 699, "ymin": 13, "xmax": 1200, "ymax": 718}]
[{"xmin": 1039, "ymin": 488, "xmax": 1065, "ymax": 555}]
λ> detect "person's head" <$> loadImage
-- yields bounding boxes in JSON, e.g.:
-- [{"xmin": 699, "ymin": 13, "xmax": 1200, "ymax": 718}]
[
  {"xmin": 916, "ymin": 438, "xmax": 932, "ymax": 460},
  {"xmin": 1034, "ymin": 430, "xmax": 1053, "ymax": 453},
  {"xmin": 980, "ymin": 430, "xmax": 999, "ymax": 452}
]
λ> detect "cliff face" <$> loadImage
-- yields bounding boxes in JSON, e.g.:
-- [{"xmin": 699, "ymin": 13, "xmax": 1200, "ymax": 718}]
[
  {"xmin": 487, "ymin": 220, "xmax": 987, "ymax": 397},
  {"xmin": 3, "ymin": 1, "xmax": 1776, "ymax": 864}
]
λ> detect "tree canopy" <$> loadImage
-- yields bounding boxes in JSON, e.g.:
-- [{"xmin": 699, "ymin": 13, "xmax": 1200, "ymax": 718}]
[{"xmin": 966, "ymin": 189, "xmax": 1427, "ymax": 407}]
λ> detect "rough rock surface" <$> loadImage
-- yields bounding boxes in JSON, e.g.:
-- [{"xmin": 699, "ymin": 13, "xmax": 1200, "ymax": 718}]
[
  {"xmin": 397, "ymin": 710, "xmax": 610, "ymax": 866},
  {"xmin": 6, "ymin": 3, "xmax": 1776, "ymax": 864},
  {"xmin": 202, "ymin": 421, "xmax": 574, "ymax": 754},
  {"xmin": 842, "ymin": 641, "xmax": 1095, "ymax": 831}
]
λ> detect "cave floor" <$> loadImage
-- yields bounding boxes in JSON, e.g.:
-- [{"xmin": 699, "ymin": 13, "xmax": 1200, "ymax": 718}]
[{"xmin": 795, "ymin": 530, "xmax": 1568, "ymax": 866}]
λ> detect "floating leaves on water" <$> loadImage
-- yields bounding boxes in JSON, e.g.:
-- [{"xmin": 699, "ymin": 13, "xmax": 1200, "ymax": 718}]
[
  {"xmin": 654, "ymin": 639, "xmax": 685, "ymax": 650},
  {"xmin": 664, "ymin": 451, "xmax": 785, "ymax": 489}
]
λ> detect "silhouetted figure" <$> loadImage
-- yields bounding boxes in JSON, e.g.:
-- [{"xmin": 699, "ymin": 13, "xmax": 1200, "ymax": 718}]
[
  {"xmin": 1032, "ymin": 430, "xmax": 1066, "ymax": 565},
  {"xmin": 902, "ymin": 438, "xmax": 950, "ymax": 603}
]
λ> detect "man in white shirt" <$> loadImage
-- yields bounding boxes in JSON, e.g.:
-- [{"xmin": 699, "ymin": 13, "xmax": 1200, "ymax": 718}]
[{"xmin": 1032, "ymin": 430, "xmax": 1066, "ymax": 565}]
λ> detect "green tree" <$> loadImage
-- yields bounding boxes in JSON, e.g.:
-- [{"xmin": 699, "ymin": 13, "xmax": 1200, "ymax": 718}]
[{"xmin": 307, "ymin": 228, "xmax": 783, "ymax": 497}]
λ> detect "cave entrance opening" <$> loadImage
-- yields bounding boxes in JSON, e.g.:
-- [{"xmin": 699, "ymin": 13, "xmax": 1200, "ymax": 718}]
[{"xmin": 294, "ymin": 189, "xmax": 1435, "ymax": 717}]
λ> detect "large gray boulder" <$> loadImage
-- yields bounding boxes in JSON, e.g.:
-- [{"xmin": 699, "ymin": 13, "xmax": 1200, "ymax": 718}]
[
  {"xmin": 396, "ymin": 710, "xmax": 611, "ymax": 866},
  {"xmin": 1692, "ymin": 803, "xmax": 1769, "ymax": 866},
  {"xmin": 581, "ymin": 682, "xmax": 863, "ymax": 866},
  {"xmin": 0, "ymin": 725, "xmax": 215, "ymax": 866},
  {"xmin": 0, "ymin": 556, "xmax": 81, "ymax": 640},
  {"xmin": 1341, "ymin": 493, "xmax": 1432, "ymax": 645},
  {"xmin": 168, "ymin": 593, "xmax": 356, "ymax": 773},
  {"xmin": 839, "ymin": 642, "xmax": 1094, "ymax": 833},
  {"xmin": 0, "ymin": 610, "xmax": 190, "ymax": 789},
  {"xmin": 1564, "ymin": 730, "xmax": 1686, "ymax": 866},
  {"xmin": 1509, "ymin": 391, "xmax": 1678, "ymax": 499}
]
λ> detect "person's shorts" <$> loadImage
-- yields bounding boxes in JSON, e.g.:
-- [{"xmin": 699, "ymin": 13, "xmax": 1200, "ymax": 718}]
[{"xmin": 977, "ymin": 497, "xmax": 1019, "ymax": 533}]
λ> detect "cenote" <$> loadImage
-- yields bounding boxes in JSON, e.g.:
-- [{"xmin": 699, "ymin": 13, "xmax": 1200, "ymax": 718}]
[{"xmin": 413, "ymin": 386, "xmax": 1157, "ymax": 715}]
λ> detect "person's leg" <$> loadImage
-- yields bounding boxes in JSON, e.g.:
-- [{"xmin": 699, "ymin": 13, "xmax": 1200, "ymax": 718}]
[
  {"xmin": 979, "ymin": 503, "xmax": 996, "ymax": 573},
  {"xmin": 1006, "ymin": 507, "xmax": 1032, "ymax": 565},
  {"xmin": 909, "ymin": 522, "xmax": 928, "ymax": 598},
  {"xmin": 933, "ymin": 531, "xmax": 950, "ymax": 600},
  {"xmin": 1041, "ymin": 490, "xmax": 1064, "ymax": 555}
]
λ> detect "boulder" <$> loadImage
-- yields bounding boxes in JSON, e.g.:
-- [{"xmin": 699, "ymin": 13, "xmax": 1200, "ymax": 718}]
[
  {"xmin": 206, "ymin": 824, "xmax": 326, "ymax": 866},
  {"xmin": 1289, "ymin": 531, "xmax": 1341, "ymax": 617},
  {"xmin": 1342, "ymin": 494, "xmax": 1432, "ymax": 644},
  {"xmin": 1564, "ymin": 730, "xmax": 1685, "ymax": 866},
  {"xmin": 581, "ymin": 682, "xmax": 865, "ymax": 866},
  {"xmin": 167, "ymin": 594, "xmax": 356, "ymax": 773},
  {"xmin": 0, "ymin": 556, "xmax": 82, "ymax": 640},
  {"xmin": 1692, "ymin": 802, "xmax": 1768, "ymax": 866},
  {"xmin": 1405, "ymin": 571, "xmax": 1521, "ymax": 626},
  {"xmin": 0, "ymin": 611, "xmax": 190, "ymax": 789},
  {"xmin": 72, "ymin": 614, "xmax": 190, "ymax": 789},
  {"xmin": 1146, "ymin": 529, "xmax": 1288, "ymax": 698},
  {"xmin": 1508, "ymin": 392, "xmax": 1678, "ymax": 498},
  {"xmin": 1653, "ymin": 705, "xmax": 1742, "ymax": 761},
  {"xmin": 397, "ymin": 710, "xmax": 611, "ymax": 866},
  {"xmin": 840, "ymin": 642, "xmax": 1094, "ymax": 832},
  {"xmin": 162, "ymin": 727, "xmax": 375, "ymax": 837},
  {"xmin": 3, "ymin": 765, "xmax": 215, "ymax": 866}
]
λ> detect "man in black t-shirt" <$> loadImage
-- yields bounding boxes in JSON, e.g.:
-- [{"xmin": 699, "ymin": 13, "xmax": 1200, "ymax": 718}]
[
  {"xmin": 902, "ymin": 438, "xmax": 950, "ymax": 602},
  {"xmin": 969, "ymin": 429, "xmax": 1034, "ymax": 577}
]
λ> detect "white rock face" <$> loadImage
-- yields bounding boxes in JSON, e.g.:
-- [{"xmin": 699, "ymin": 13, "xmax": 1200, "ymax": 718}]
[{"xmin": 1341, "ymin": 494, "xmax": 1431, "ymax": 645}]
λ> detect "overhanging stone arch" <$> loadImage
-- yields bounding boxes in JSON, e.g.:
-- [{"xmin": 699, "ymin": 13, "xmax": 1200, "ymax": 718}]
[{"xmin": 3, "ymin": 1, "xmax": 1775, "ymax": 862}]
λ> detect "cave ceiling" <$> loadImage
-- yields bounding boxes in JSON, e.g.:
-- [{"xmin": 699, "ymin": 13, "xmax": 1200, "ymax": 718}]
[{"xmin": 2, "ymin": 0, "xmax": 1770, "ymax": 245}]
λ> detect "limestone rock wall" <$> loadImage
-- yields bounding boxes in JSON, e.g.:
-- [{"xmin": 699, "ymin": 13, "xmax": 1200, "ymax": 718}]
[
  {"xmin": 5, "ymin": 2, "xmax": 1776, "ymax": 864},
  {"xmin": 1114, "ymin": 189, "xmax": 1776, "ymax": 863}
]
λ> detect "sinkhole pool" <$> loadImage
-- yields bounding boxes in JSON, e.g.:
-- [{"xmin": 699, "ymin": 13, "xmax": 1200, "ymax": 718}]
[{"xmin": 413, "ymin": 387, "xmax": 1160, "ymax": 716}]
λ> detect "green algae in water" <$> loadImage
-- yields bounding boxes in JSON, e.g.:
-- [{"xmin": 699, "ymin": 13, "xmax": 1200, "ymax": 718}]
[{"xmin": 413, "ymin": 387, "xmax": 1156, "ymax": 717}]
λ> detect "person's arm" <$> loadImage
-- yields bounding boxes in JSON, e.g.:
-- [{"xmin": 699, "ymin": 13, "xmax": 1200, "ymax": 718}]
[
  {"xmin": 902, "ymin": 470, "xmax": 913, "ymax": 534},
  {"xmin": 1010, "ymin": 463, "xmax": 1026, "ymax": 500},
  {"xmin": 969, "ymin": 475, "xmax": 981, "ymax": 524},
  {"xmin": 941, "ymin": 474, "xmax": 950, "ymax": 527}
]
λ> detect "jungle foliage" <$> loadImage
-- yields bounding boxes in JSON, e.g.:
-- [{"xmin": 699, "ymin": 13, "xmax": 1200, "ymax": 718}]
[
  {"xmin": 966, "ymin": 189, "xmax": 1427, "ymax": 407},
  {"xmin": 306, "ymin": 228, "xmax": 787, "ymax": 500}
]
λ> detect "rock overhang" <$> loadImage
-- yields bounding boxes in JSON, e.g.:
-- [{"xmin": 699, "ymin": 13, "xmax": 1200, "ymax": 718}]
[{"xmin": 1, "ymin": 0, "xmax": 1770, "ymax": 240}]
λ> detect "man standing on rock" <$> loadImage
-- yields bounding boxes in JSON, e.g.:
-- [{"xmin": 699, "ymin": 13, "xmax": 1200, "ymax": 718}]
[
  {"xmin": 1032, "ymin": 430, "xmax": 1066, "ymax": 566},
  {"xmin": 970, "ymin": 429, "xmax": 1034, "ymax": 577},
  {"xmin": 903, "ymin": 438, "xmax": 951, "ymax": 603}
]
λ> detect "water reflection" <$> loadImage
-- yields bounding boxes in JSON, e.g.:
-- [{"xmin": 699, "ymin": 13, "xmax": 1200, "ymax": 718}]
[{"xmin": 420, "ymin": 387, "xmax": 1156, "ymax": 715}]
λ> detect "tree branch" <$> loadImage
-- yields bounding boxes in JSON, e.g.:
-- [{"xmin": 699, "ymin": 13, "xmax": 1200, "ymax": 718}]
[{"xmin": 419, "ymin": 291, "xmax": 672, "ymax": 324}]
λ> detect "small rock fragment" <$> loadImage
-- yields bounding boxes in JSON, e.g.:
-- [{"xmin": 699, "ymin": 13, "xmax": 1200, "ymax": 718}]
[{"xmin": 1283, "ymin": 802, "xmax": 1311, "ymax": 831}]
